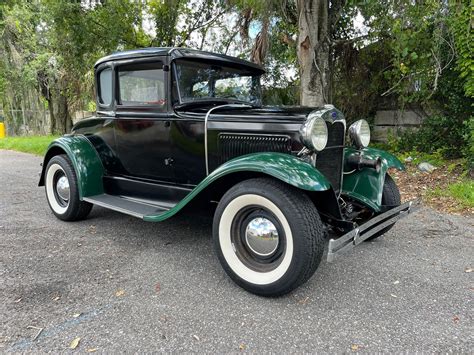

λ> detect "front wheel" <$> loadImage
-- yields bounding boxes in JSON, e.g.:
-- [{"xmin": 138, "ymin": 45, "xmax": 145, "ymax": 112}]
[
  {"xmin": 45, "ymin": 154, "xmax": 93, "ymax": 221},
  {"xmin": 213, "ymin": 178, "xmax": 325, "ymax": 296}
]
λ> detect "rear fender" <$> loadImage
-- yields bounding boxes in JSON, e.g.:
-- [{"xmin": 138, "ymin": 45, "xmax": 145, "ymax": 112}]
[
  {"xmin": 342, "ymin": 147, "xmax": 404, "ymax": 212},
  {"xmin": 38, "ymin": 135, "xmax": 104, "ymax": 199}
]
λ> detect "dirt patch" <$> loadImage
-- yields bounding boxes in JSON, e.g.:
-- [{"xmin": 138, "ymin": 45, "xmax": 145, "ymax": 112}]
[{"xmin": 390, "ymin": 161, "xmax": 473, "ymax": 216}]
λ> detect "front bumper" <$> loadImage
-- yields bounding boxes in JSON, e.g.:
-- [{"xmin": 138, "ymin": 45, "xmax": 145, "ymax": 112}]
[{"xmin": 327, "ymin": 199, "xmax": 421, "ymax": 262}]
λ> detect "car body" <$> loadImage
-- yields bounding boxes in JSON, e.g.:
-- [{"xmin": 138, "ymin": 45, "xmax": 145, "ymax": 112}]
[{"xmin": 39, "ymin": 48, "xmax": 416, "ymax": 296}]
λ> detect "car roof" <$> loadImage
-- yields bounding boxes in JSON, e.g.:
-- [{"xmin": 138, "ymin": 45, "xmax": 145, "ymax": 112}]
[{"xmin": 94, "ymin": 47, "xmax": 265, "ymax": 74}]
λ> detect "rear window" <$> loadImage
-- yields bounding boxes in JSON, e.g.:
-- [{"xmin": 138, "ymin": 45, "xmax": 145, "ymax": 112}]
[
  {"xmin": 118, "ymin": 62, "xmax": 166, "ymax": 107},
  {"xmin": 98, "ymin": 68, "xmax": 113, "ymax": 106}
]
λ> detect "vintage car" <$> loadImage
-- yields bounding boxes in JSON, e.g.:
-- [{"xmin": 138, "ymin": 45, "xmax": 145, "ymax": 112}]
[{"xmin": 39, "ymin": 48, "xmax": 416, "ymax": 296}]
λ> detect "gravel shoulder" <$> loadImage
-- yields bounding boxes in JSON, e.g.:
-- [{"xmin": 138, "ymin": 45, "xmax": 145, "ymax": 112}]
[{"xmin": 1, "ymin": 150, "xmax": 473, "ymax": 352}]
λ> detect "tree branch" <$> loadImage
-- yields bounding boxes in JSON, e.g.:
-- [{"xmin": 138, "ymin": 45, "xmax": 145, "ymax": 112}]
[
  {"xmin": 178, "ymin": 8, "xmax": 228, "ymax": 47},
  {"xmin": 331, "ymin": 34, "xmax": 369, "ymax": 46}
]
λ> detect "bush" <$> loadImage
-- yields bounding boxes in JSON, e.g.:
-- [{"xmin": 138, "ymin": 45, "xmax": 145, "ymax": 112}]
[
  {"xmin": 391, "ymin": 67, "xmax": 474, "ymax": 164},
  {"xmin": 463, "ymin": 117, "xmax": 474, "ymax": 171},
  {"xmin": 395, "ymin": 114, "xmax": 470, "ymax": 159}
]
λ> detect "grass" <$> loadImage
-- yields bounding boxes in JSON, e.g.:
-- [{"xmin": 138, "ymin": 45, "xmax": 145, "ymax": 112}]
[
  {"xmin": 371, "ymin": 143, "xmax": 448, "ymax": 167},
  {"xmin": 0, "ymin": 135, "xmax": 59, "ymax": 156},
  {"xmin": 430, "ymin": 180, "xmax": 474, "ymax": 209}
]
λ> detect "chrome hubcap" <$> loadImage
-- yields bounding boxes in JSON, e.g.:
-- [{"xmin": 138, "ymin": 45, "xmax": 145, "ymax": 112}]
[
  {"xmin": 56, "ymin": 175, "xmax": 70, "ymax": 202},
  {"xmin": 244, "ymin": 217, "xmax": 279, "ymax": 257}
]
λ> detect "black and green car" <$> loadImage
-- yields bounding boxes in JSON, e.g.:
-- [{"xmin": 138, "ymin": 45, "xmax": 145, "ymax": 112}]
[{"xmin": 39, "ymin": 48, "xmax": 416, "ymax": 296}]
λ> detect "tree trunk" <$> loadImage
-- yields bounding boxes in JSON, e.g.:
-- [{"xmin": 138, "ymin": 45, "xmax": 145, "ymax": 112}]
[
  {"xmin": 250, "ymin": 18, "xmax": 270, "ymax": 65},
  {"xmin": 296, "ymin": 0, "xmax": 330, "ymax": 107},
  {"xmin": 47, "ymin": 88, "xmax": 73, "ymax": 134},
  {"xmin": 47, "ymin": 96, "xmax": 56, "ymax": 134},
  {"xmin": 54, "ymin": 92, "xmax": 72, "ymax": 134}
]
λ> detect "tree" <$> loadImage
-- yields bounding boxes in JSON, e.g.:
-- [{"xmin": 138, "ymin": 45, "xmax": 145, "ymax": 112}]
[
  {"xmin": 1, "ymin": 0, "xmax": 471, "ymax": 148},
  {"xmin": 296, "ymin": 0, "xmax": 329, "ymax": 106},
  {"xmin": 296, "ymin": 0, "xmax": 368, "ymax": 107},
  {"xmin": 233, "ymin": 0, "xmax": 350, "ymax": 106}
]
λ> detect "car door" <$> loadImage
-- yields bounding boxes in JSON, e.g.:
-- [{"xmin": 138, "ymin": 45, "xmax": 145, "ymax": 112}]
[
  {"xmin": 168, "ymin": 114, "xmax": 206, "ymax": 185},
  {"xmin": 114, "ymin": 59, "xmax": 174, "ymax": 182}
]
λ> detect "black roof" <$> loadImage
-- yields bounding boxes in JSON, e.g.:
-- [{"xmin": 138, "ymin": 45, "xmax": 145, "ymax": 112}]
[{"xmin": 94, "ymin": 47, "xmax": 265, "ymax": 74}]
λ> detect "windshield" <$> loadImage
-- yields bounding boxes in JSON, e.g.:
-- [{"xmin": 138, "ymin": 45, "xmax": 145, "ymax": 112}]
[{"xmin": 173, "ymin": 59, "xmax": 262, "ymax": 106}]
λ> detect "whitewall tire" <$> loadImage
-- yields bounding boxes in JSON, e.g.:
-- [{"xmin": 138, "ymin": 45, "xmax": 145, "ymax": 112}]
[
  {"xmin": 45, "ymin": 163, "xmax": 69, "ymax": 215},
  {"xmin": 213, "ymin": 178, "xmax": 325, "ymax": 296},
  {"xmin": 45, "ymin": 154, "xmax": 92, "ymax": 221}
]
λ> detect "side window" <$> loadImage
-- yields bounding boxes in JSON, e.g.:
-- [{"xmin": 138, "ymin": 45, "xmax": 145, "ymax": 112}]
[
  {"xmin": 118, "ymin": 62, "xmax": 165, "ymax": 107},
  {"xmin": 98, "ymin": 68, "xmax": 113, "ymax": 106}
]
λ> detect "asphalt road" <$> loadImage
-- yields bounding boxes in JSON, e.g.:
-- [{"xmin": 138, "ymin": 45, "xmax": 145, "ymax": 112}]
[{"xmin": 1, "ymin": 150, "xmax": 473, "ymax": 353}]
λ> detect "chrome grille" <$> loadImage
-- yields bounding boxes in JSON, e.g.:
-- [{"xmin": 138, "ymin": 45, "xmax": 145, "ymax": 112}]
[
  {"xmin": 315, "ymin": 121, "xmax": 345, "ymax": 192},
  {"xmin": 218, "ymin": 133, "xmax": 291, "ymax": 165}
]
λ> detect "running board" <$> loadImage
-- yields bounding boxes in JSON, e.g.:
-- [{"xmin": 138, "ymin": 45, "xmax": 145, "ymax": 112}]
[
  {"xmin": 327, "ymin": 199, "xmax": 421, "ymax": 262},
  {"xmin": 84, "ymin": 194, "xmax": 171, "ymax": 219}
]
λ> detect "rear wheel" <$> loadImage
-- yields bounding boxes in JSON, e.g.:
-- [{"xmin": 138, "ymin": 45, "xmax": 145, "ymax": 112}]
[
  {"xmin": 365, "ymin": 174, "xmax": 401, "ymax": 241},
  {"xmin": 213, "ymin": 178, "xmax": 325, "ymax": 296},
  {"xmin": 45, "ymin": 154, "xmax": 92, "ymax": 221}
]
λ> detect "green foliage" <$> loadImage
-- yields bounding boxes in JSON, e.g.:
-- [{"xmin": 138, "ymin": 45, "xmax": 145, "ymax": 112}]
[
  {"xmin": 449, "ymin": 2, "xmax": 474, "ymax": 98},
  {"xmin": 149, "ymin": 0, "xmax": 183, "ymax": 47},
  {"xmin": 149, "ymin": 0, "xmax": 230, "ymax": 48},
  {"xmin": 354, "ymin": 1, "xmax": 467, "ymax": 105},
  {"xmin": 395, "ymin": 114, "xmax": 469, "ymax": 159},
  {"xmin": 395, "ymin": 148, "xmax": 447, "ymax": 167},
  {"xmin": 390, "ymin": 65, "xmax": 473, "ymax": 162},
  {"xmin": 262, "ymin": 85, "xmax": 299, "ymax": 106},
  {"xmin": 87, "ymin": 101, "xmax": 96, "ymax": 112},
  {"xmin": 463, "ymin": 117, "xmax": 474, "ymax": 169},
  {"xmin": 431, "ymin": 180, "xmax": 474, "ymax": 208},
  {"xmin": 0, "ymin": 0, "xmax": 472, "ymax": 149},
  {"xmin": 0, "ymin": 60, "xmax": 6, "ymax": 98},
  {"xmin": 0, "ymin": 135, "xmax": 59, "ymax": 155},
  {"xmin": 333, "ymin": 41, "xmax": 392, "ymax": 121}
]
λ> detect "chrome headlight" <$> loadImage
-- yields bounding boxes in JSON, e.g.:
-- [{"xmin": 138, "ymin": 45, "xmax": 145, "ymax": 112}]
[
  {"xmin": 300, "ymin": 113, "xmax": 328, "ymax": 152},
  {"xmin": 348, "ymin": 119, "xmax": 371, "ymax": 148}
]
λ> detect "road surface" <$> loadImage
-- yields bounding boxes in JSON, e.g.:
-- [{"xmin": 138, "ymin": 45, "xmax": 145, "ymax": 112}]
[{"xmin": 1, "ymin": 150, "xmax": 472, "ymax": 352}]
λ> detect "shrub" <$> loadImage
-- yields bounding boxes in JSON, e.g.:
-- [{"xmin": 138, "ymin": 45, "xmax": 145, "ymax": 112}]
[
  {"xmin": 463, "ymin": 117, "xmax": 474, "ymax": 171},
  {"xmin": 396, "ymin": 114, "xmax": 470, "ymax": 159},
  {"xmin": 392, "ymin": 67, "xmax": 474, "ymax": 163}
]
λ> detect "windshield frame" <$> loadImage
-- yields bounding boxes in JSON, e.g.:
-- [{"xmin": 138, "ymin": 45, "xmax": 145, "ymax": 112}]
[{"xmin": 171, "ymin": 59, "xmax": 262, "ymax": 108}]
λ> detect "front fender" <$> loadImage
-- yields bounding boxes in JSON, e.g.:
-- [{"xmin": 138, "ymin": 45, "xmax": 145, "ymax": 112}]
[
  {"xmin": 342, "ymin": 147, "xmax": 404, "ymax": 212},
  {"xmin": 144, "ymin": 152, "xmax": 331, "ymax": 222},
  {"xmin": 38, "ymin": 135, "xmax": 104, "ymax": 199}
]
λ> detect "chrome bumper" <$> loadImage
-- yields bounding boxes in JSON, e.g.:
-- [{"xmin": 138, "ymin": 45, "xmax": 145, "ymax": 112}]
[{"xmin": 327, "ymin": 199, "xmax": 421, "ymax": 262}]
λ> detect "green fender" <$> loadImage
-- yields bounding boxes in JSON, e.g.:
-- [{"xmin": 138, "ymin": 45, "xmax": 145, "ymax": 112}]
[
  {"xmin": 38, "ymin": 135, "xmax": 104, "ymax": 198},
  {"xmin": 144, "ymin": 152, "xmax": 331, "ymax": 222},
  {"xmin": 342, "ymin": 147, "xmax": 405, "ymax": 212}
]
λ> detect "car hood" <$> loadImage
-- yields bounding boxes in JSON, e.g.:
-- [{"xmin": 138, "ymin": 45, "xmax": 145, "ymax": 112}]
[{"xmin": 178, "ymin": 105, "xmax": 317, "ymax": 122}]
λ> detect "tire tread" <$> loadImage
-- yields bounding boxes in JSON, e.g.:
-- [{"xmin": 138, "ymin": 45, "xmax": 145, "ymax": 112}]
[
  {"xmin": 45, "ymin": 154, "xmax": 92, "ymax": 221},
  {"xmin": 213, "ymin": 177, "xmax": 325, "ymax": 296}
]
